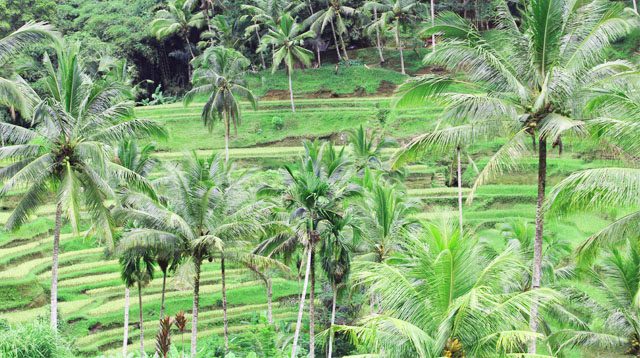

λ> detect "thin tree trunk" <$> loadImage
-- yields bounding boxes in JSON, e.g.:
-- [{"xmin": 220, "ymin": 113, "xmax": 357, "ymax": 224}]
[
  {"xmin": 265, "ymin": 276, "xmax": 273, "ymax": 324},
  {"xmin": 123, "ymin": 287, "xmax": 130, "ymax": 357},
  {"xmin": 634, "ymin": 0, "xmax": 638, "ymax": 14},
  {"xmin": 184, "ymin": 35, "xmax": 195, "ymax": 82},
  {"xmin": 316, "ymin": 45, "xmax": 322, "ymax": 67},
  {"xmin": 138, "ymin": 280, "xmax": 145, "ymax": 358},
  {"xmin": 50, "ymin": 202, "xmax": 62, "ymax": 329},
  {"xmin": 309, "ymin": 250, "xmax": 316, "ymax": 358},
  {"xmin": 160, "ymin": 271, "xmax": 167, "ymax": 319},
  {"xmin": 431, "ymin": 0, "xmax": 436, "ymax": 51},
  {"xmin": 395, "ymin": 19, "xmax": 405, "ymax": 74},
  {"xmin": 336, "ymin": 15, "xmax": 349, "ymax": 60},
  {"xmin": 329, "ymin": 20, "xmax": 342, "ymax": 61},
  {"xmin": 190, "ymin": 258, "xmax": 202, "ymax": 358},
  {"xmin": 327, "ymin": 282, "xmax": 337, "ymax": 358},
  {"xmin": 255, "ymin": 26, "xmax": 266, "ymax": 69},
  {"xmin": 373, "ymin": 8, "xmax": 385, "ymax": 65},
  {"xmin": 528, "ymin": 138, "xmax": 547, "ymax": 354},
  {"xmin": 456, "ymin": 146, "xmax": 463, "ymax": 237},
  {"xmin": 224, "ymin": 111, "xmax": 230, "ymax": 163},
  {"xmin": 288, "ymin": 69, "xmax": 295, "ymax": 113},
  {"xmin": 221, "ymin": 253, "xmax": 229, "ymax": 353},
  {"xmin": 291, "ymin": 245, "xmax": 313, "ymax": 358}
]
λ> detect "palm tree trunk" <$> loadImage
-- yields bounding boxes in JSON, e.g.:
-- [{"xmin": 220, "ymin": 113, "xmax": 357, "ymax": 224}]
[
  {"xmin": 138, "ymin": 280, "xmax": 145, "ymax": 358},
  {"xmin": 528, "ymin": 138, "xmax": 547, "ymax": 354},
  {"xmin": 431, "ymin": 0, "xmax": 436, "ymax": 51},
  {"xmin": 329, "ymin": 20, "xmax": 342, "ymax": 61},
  {"xmin": 160, "ymin": 271, "xmax": 167, "ymax": 319},
  {"xmin": 456, "ymin": 146, "xmax": 463, "ymax": 237},
  {"xmin": 190, "ymin": 258, "xmax": 202, "ymax": 358},
  {"xmin": 221, "ymin": 253, "xmax": 229, "ymax": 353},
  {"xmin": 50, "ymin": 201, "xmax": 62, "ymax": 329},
  {"xmin": 184, "ymin": 35, "xmax": 195, "ymax": 82},
  {"xmin": 373, "ymin": 8, "xmax": 385, "ymax": 65},
  {"xmin": 266, "ymin": 277, "xmax": 273, "ymax": 325},
  {"xmin": 255, "ymin": 26, "xmax": 267, "ymax": 69},
  {"xmin": 633, "ymin": 0, "xmax": 638, "ymax": 14},
  {"xmin": 288, "ymin": 69, "xmax": 296, "ymax": 113},
  {"xmin": 316, "ymin": 45, "xmax": 322, "ymax": 67},
  {"xmin": 394, "ymin": 19, "xmax": 405, "ymax": 75},
  {"xmin": 327, "ymin": 282, "xmax": 337, "ymax": 358},
  {"xmin": 123, "ymin": 287, "xmax": 130, "ymax": 357},
  {"xmin": 291, "ymin": 245, "xmax": 313, "ymax": 358},
  {"xmin": 336, "ymin": 15, "xmax": 349, "ymax": 61},
  {"xmin": 224, "ymin": 112, "xmax": 230, "ymax": 163},
  {"xmin": 309, "ymin": 250, "xmax": 316, "ymax": 358}
]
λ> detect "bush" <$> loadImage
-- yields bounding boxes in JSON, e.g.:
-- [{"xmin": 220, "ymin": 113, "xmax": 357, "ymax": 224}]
[
  {"xmin": 0, "ymin": 320, "xmax": 74, "ymax": 357},
  {"xmin": 271, "ymin": 116, "xmax": 285, "ymax": 130}
]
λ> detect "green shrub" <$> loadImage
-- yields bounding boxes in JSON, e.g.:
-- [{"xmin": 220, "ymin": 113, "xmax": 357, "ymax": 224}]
[
  {"xmin": 0, "ymin": 320, "xmax": 74, "ymax": 357},
  {"xmin": 271, "ymin": 116, "xmax": 284, "ymax": 130}
]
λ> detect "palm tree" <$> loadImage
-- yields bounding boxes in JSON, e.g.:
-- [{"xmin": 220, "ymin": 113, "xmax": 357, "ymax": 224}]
[
  {"xmin": 305, "ymin": 0, "xmax": 355, "ymax": 61},
  {"xmin": 260, "ymin": 13, "xmax": 315, "ymax": 113},
  {"xmin": 398, "ymin": 2, "xmax": 636, "ymax": 351},
  {"xmin": 336, "ymin": 220, "xmax": 558, "ymax": 357},
  {"xmin": 151, "ymin": 0, "xmax": 205, "ymax": 66},
  {"xmin": 0, "ymin": 43, "xmax": 165, "ymax": 330},
  {"xmin": 0, "ymin": 21, "xmax": 59, "ymax": 124},
  {"xmin": 320, "ymin": 212, "xmax": 355, "ymax": 358},
  {"xmin": 363, "ymin": 0, "xmax": 424, "ymax": 74},
  {"xmin": 241, "ymin": 0, "xmax": 285, "ymax": 68},
  {"xmin": 116, "ymin": 153, "xmax": 242, "ymax": 357},
  {"xmin": 547, "ymin": 239, "xmax": 640, "ymax": 356},
  {"xmin": 112, "ymin": 139, "xmax": 160, "ymax": 357},
  {"xmin": 257, "ymin": 140, "xmax": 356, "ymax": 358},
  {"xmin": 361, "ymin": 2, "xmax": 386, "ymax": 65},
  {"xmin": 547, "ymin": 76, "xmax": 640, "ymax": 261},
  {"xmin": 184, "ymin": 46, "xmax": 257, "ymax": 163},
  {"xmin": 347, "ymin": 125, "xmax": 392, "ymax": 171},
  {"xmin": 391, "ymin": 123, "xmax": 494, "ymax": 236},
  {"xmin": 120, "ymin": 249, "xmax": 155, "ymax": 358}
]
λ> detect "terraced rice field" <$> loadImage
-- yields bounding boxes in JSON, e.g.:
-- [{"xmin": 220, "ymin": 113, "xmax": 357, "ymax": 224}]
[{"xmin": 0, "ymin": 95, "xmax": 625, "ymax": 357}]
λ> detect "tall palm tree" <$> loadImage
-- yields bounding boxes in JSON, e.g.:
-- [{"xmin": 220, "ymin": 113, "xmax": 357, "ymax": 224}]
[
  {"xmin": 241, "ymin": 0, "xmax": 285, "ymax": 68},
  {"xmin": 0, "ymin": 43, "xmax": 165, "ymax": 330},
  {"xmin": 112, "ymin": 139, "xmax": 160, "ymax": 357},
  {"xmin": 336, "ymin": 220, "xmax": 558, "ymax": 357},
  {"xmin": 398, "ymin": 2, "xmax": 636, "ymax": 351},
  {"xmin": 260, "ymin": 13, "xmax": 315, "ymax": 113},
  {"xmin": 116, "ymin": 153, "xmax": 239, "ymax": 357},
  {"xmin": 305, "ymin": 0, "xmax": 355, "ymax": 61},
  {"xmin": 120, "ymin": 249, "xmax": 155, "ymax": 358},
  {"xmin": 257, "ymin": 140, "xmax": 357, "ymax": 358},
  {"xmin": 0, "ymin": 21, "xmax": 59, "ymax": 123},
  {"xmin": 361, "ymin": 3, "xmax": 386, "ymax": 65},
  {"xmin": 151, "ymin": 1, "xmax": 205, "ymax": 64},
  {"xmin": 363, "ymin": 0, "xmax": 424, "ymax": 74},
  {"xmin": 184, "ymin": 46, "xmax": 257, "ymax": 163}
]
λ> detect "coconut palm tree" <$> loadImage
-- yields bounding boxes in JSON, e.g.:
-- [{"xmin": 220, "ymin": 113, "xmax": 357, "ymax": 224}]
[
  {"xmin": 151, "ymin": 0, "xmax": 205, "ymax": 67},
  {"xmin": 0, "ymin": 21, "xmax": 59, "ymax": 123},
  {"xmin": 112, "ymin": 139, "xmax": 160, "ymax": 357},
  {"xmin": 120, "ymin": 249, "xmax": 155, "ymax": 358},
  {"xmin": 397, "ymin": 2, "xmax": 636, "ymax": 351},
  {"xmin": 184, "ymin": 46, "xmax": 257, "ymax": 163},
  {"xmin": 363, "ymin": 0, "xmax": 425, "ymax": 74},
  {"xmin": 547, "ymin": 76, "xmax": 640, "ymax": 261},
  {"xmin": 547, "ymin": 239, "xmax": 640, "ymax": 356},
  {"xmin": 257, "ymin": 140, "xmax": 357, "ymax": 358},
  {"xmin": 0, "ymin": 43, "xmax": 165, "ymax": 330},
  {"xmin": 304, "ymin": 0, "xmax": 355, "ymax": 61},
  {"xmin": 241, "ymin": 0, "xmax": 285, "ymax": 68},
  {"xmin": 361, "ymin": 2, "xmax": 386, "ymax": 65},
  {"xmin": 355, "ymin": 169, "xmax": 420, "ymax": 265},
  {"xmin": 260, "ymin": 13, "xmax": 315, "ymax": 113},
  {"xmin": 347, "ymin": 125, "xmax": 392, "ymax": 171},
  {"xmin": 336, "ymin": 220, "xmax": 558, "ymax": 357}
]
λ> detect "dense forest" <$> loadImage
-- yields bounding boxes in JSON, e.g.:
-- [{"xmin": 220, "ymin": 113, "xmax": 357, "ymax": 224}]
[{"xmin": 0, "ymin": 0, "xmax": 640, "ymax": 357}]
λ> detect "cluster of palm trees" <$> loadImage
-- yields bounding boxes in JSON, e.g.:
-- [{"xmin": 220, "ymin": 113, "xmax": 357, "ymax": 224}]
[{"xmin": 1, "ymin": 0, "xmax": 640, "ymax": 357}]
